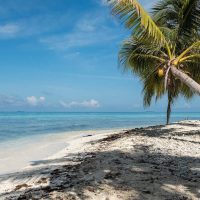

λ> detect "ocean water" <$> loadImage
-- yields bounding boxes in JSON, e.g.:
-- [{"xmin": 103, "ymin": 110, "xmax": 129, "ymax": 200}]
[{"xmin": 0, "ymin": 112, "xmax": 200, "ymax": 143}]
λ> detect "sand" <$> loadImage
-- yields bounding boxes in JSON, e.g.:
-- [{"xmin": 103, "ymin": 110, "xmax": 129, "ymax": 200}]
[
  {"xmin": 0, "ymin": 129, "xmax": 123, "ymax": 175},
  {"xmin": 0, "ymin": 120, "xmax": 200, "ymax": 200}
]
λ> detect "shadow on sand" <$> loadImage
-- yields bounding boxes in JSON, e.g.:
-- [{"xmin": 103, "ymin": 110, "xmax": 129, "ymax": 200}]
[{"xmin": 1, "ymin": 125, "xmax": 200, "ymax": 200}]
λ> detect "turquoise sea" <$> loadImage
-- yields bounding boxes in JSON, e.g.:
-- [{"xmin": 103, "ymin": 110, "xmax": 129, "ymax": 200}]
[{"xmin": 0, "ymin": 112, "xmax": 200, "ymax": 143}]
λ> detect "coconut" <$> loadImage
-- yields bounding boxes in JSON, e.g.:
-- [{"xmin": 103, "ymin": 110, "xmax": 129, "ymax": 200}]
[{"xmin": 158, "ymin": 68, "xmax": 164, "ymax": 77}]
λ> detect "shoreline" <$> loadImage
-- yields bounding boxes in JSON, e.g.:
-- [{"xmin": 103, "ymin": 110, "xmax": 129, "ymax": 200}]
[
  {"xmin": 0, "ymin": 128, "xmax": 127, "ymax": 175},
  {"xmin": 0, "ymin": 120, "xmax": 200, "ymax": 199}
]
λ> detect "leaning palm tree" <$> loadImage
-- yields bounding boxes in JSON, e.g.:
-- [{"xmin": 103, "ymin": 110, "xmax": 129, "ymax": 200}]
[
  {"xmin": 122, "ymin": 36, "xmax": 194, "ymax": 124},
  {"xmin": 151, "ymin": 0, "xmax": 199, "ymax": 124},
  {"xmin": 109, "ymin": 0, "xmax": 200, "ymax": 123},
  {"xmin": 141, "ymin": 62, "xmax": 194, "ymax": 124}
]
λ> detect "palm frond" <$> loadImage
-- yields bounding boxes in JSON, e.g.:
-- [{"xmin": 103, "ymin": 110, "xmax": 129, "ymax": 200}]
[
  {"xmin": 142, "ymin": 70, "xmax": 165, "ymax": 107},
  {"xmin": 119, "ymin": 37, "xmax": 166, "ymax": 75},
  {"xmin": 152, "ymin": 0, "xmax": 200, "ymax": 55},
  {"xmin": 180, "ymin": 54, "xmax": 200, "ymax": 63},
  {"xmin": 179, "ymin": 0, "xmax": 200, "ymax": 37},
  {"xmin": 175, "ymin": 40, "xmax": 200, "ymax": 62},
  {"xmin": 110, "ymin": 0, "xmax": 172, "ymax": 57},
  {"xmin": 152, "ymin": 0, "xmax": 179, "ymax": 28}
]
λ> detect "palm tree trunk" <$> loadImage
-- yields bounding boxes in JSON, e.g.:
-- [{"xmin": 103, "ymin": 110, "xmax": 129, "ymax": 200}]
[
  {"xmin": 171, "ymin": 66, "xmax": 200, "ymax": 95},
  {"xmin": 166, "ymin": 92, "xmax": 172, "ymax": 125}
]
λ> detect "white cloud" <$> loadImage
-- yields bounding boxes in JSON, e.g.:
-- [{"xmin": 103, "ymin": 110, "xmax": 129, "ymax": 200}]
[
  {"xmin": 76, "ymin": 19, "xmax": 96, "ymax": 32},
  {"xmin": 99, "ymin": 0, "xmax": 156, "ymax": 8},
  {"xmin": 40, "ymin": 30, "xmax": 117, "ymax": 50},
  {"xmin": 0, "ymin": 12, "xmax": 71, "ymax": 39},
  {"xmin": 60, "ymin": 99, "xmax": 100, "ymax": 108},
  {"xmin": 26, "ymin": 96, "xmax": 37, "ymax": 106},
  {"xmin": 39, "ymin": 96, "xmax": 45, "ymax": 102},
  {"xmin": 101, "ymin": 0, "xmax": 108, "ymax": 5},
  {"xmin": 0, "ymin": 95, "xmax": 23, "ymax": 106},
  {"xmin": 101, "ymin": 0, "xmax": 114, "ymax": 6},
  {"xmin": 26, "ymin": 96, "xmax": 45, "ymax": 106},
  {"xmin": 64, "ymin": 52, "xmax": 80, "ymax": 59},
  {"xmin": 61, "ymin": 73, "xmax": 133, "ymax": 80},
  {"xmin": 0, "ymin": 23, "xmax": 20, "ymax": 37},
  {"xmin": 40, "ymin": 12, "xmax": 121, "ymax": 51},
  {"xmin": 184, "ymin": 103, "xmax": 191, "ymax": 109},
  {"xmin": 94, "ymin": 0, "xmax": 113, "ymax": 6}
]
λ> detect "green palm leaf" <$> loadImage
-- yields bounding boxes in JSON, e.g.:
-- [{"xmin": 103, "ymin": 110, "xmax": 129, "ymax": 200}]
[
  {"xmin": 110, "ymin": 0, "xmax": 172, "ymax": 57},
  {"xmin": 179, "ymin": 0, "xmax": 200, "ymax": 36}
]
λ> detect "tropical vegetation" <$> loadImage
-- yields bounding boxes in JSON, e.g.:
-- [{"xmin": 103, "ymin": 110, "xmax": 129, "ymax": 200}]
[{"xmin": 109, "ymin": 0, "xmax": 200, "ymax": 124}]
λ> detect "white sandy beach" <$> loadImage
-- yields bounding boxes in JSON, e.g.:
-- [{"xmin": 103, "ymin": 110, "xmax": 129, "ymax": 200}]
[
  {"xmin": 0, "ymin": 120, "xmax": 200, "ymax": 199},
  {"xmin": 0, "ymin": 129, "xmax": 124, "ymax": 175}
]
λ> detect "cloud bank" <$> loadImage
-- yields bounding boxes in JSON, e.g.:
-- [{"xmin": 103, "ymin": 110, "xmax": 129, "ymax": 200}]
[
  {"xmin": 60, "ymin": 99, "xmax": 100, "ymax": 108},
  {"xmin": 26, "ymin": 96, "xmax": 45, "ymax": 106}
]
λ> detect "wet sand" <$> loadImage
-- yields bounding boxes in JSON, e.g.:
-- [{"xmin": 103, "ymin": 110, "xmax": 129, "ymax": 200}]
[{"xmin": 0, "ymin": 129, "xmax": 123, "ymax": 175}]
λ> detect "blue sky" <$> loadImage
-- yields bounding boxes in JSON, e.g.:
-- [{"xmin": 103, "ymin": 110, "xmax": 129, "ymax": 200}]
[{"xmin": 0, "ymin": 0, "xmax": 199, "ymax": 112}]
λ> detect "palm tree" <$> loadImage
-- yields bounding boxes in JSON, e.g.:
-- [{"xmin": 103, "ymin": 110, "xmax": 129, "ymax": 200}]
[
  {"xmin": 143, "ymin": 65, "xmax": 194, "ymax": 124},
  {"xmin": 109, "ymin": 0, "xmax": 200, "ymax": 123},
  {"xmin": 152, "ymin": 0, "xmax": 200, "ymax": 91}
]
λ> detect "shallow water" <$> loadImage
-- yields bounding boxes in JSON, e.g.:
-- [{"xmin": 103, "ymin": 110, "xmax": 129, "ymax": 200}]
[{"xmin": 0, "ymin": 112, "xmax": 199, "ymax": 143}]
